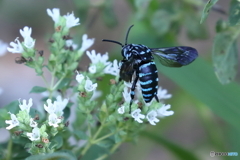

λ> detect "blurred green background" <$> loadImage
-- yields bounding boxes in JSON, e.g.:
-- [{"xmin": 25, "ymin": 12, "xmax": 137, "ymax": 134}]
[{"xmin": 0, "ymin": 0, "xmax": 239, "ymax": 160}]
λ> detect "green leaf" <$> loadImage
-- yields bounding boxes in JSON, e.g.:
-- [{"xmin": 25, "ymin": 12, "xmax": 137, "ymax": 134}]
[
  {"xmin": 51, "ymin": 134, "xmax": 63, "ymax": 149},
  {"xmin": 200, "ymin": 0, "xmax": 219, "ymax": 24},
  {"xmin": 74, "ymin": 130, "xmax": 88, "ymax": 140},
  {"xmin": 26, "ymin": 151, "xmax": 77, "ymax": 160},
  {"xmin": 156, "ymin": 58, "xmax": 240, "ymax": 132},
  {"xmin": 229, "ymin": 0, "xmax": 240, "ymax": 26},
  {"xmin": 30, "ymin": 86, "xmax": 47, "ymax": 93},
  {"xmin": 96, "ymin": 139, "xmax": 115, "ymax": 149},
  {"xmin": 0, "ymin": 108, "xmax": 9, "ymax": 128},
  {"xmin": 141, "ymin": 131, "xmax": 199, "ymax": 160},
  {"xmin": 212, "ymin": 26, "xmax": 239, "ymax": 84},
  {"xmin": 3, "ymin": 100, "xmax": 19, "ymax": 113}
]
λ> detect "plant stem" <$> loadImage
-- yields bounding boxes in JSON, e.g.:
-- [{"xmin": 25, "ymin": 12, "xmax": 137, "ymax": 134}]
[{"xmin": 6, "ymin": 136, "xmax": 12, "ymax": 160}]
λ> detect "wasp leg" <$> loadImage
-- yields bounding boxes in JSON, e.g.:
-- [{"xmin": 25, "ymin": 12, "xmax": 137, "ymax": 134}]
[
  {"xmin": 154, "ymin": 94, "xmax": 159, "ymax": 103},
  {"xmin": 129, "ymin": 75, "xmax": 139, "ymax": 114}
]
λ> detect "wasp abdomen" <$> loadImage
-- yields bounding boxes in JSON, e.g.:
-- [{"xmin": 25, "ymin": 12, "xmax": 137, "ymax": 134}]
[{"xmin": 138, "ymin": 61, "xmax": 158, "ymax": 103}]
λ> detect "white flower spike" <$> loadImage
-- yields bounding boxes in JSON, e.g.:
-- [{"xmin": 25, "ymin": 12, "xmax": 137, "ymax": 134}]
[
  {"xmin": 19, "ymin": 98, "xmax": 33, "ymax": 113},
  {"xmin": 47, "ymin": 8, "xmax": 60, "ymax": 23},
  {"xmin": 5, "ymin": 112, "xmax": 20, "ymax": 130},
  {"xmin": 48, "ymin": 113, "xmax": 61, "ymax": 127},
  {"xmin": 131, "ymin": 109, "xmax": 145, "ymax": 123},
  {"xmin": 157, "ymin": 104, "xmax": 174, "ymax": 118},
  {"xmin": 64, "ymin": 12, "xmax": 80, "ymax": 28},
  {"xmin": 7, "ymin": 38, "xmax": 24, "ymax": 53},
  {"xmin": 27, "ymin": 127, "xmax": 40, "ymax": 141},
  {"xmin": 84, "ymin": 78, "xmax": 97, "ymax": 92},
  {"xmin": 146, "ymin": 110, "xmax": 159, "ymax": 125},
  {"xmin": 79, "ymin": 34, "xmax": 94, "ymax": 52}
]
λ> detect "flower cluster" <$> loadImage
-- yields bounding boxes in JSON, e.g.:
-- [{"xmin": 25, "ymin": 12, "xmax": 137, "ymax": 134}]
[
  {"xmin": 5, "ymin": 96, "xmax": 68, "ymax": 142},
  {"xmin": 118, "ymin": 82, "xmax": 174, "ymax": 125}
]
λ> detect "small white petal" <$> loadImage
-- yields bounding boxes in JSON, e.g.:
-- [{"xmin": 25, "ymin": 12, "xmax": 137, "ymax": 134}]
[
  {"xmin": 76, "ymin": 71, "xmax": 84, "ymax": 83},
  {"xmin": 79, "ymin": 34, "xmax": 94, "ymax": 52},
  {"xmin": 131, "ymin": 109, "xmax": 145, "ymax": 123},
  {"xmin": 54, "ymin": 95, "xmax": 68, "ymax": 116},
  {"xmin": 48, "ymin": 113, "xmax": 61, "ymax": 128},
  {"xmin": 27, "ymin": 127, "xmax": 40, "ymax": 141},
  {"xmin": 44, "ymin": 99, "xmax": 56, "ymax": 114},
  {"xmin": 88, "ymin": 65, "xmax": 96, "ymax": 74},
  {"xmin": 146, "ymin": 110, "xmax": 159, "ymax": 125},
  {"xmin": 157, "ymin": 104, "xmax": 174, "ymax": 118},
  {"xmin": 84, "ymin": 78, "xmax": 97, "ymax": 92},
  {"xmin": 104, "ymin": 59, "xmax": 120, "ymax": 76},
  {"xmin": 157, "ymin": 87, "xmax": 172, "ymax": 100},
  {"xmin": 20, "ymin": 26, "xmax": 32, "ymax": 39},
  {"xmin": 64, "ymin": 12, "xmax": 80, "ymax": 28},
  {"xmin": 47, "ymin": 8, "xmax": 60, "ymax": 23},
  {"xmin": 118, "ymin": 106, "xmax": 125, "ymax": 114},
  {"xmin": 19, "ymin": 98, "xmax": 33, "ymax": 113},
  {"xmin": 7, "ymin": 38, "xmax": 24, "ymax": 54},
  {"xmin": 5, "ymin": 112, "xmax": 20, "ymax": 130}
]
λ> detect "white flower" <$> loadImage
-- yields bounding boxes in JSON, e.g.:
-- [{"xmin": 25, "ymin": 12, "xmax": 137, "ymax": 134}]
[
  {"xmin": 146, "ymin": 110, "xmax": 159, "ymax": 125},
  {"xmin": 104, "ymin": 59, "xmax": 120, "ymax": 76},
  {"xmin": 19, "ymin": 98, "xmax": 33, "ymax": 113},
  {"xmin": 54, "ymin": 95, "xmax": 68, "ymax": 116},
  {"xmin": 0, "ymin": 40, "xmax": 8, "ymax": 56},
  {"xmin": 118, "ymin": 106, "xmax": 125, "ymax": 114},
  {"xmin": 20, "ymin": 26, "xmax": 32, "ymax": 38},
  {"xmin": 84, "ymin": 78, "xmax": 97, "ymax": 92},
  {"xmin": 47, "ymin": 8, "xmax": 60, "ymax": 23},
  {"xmin": 64, "ymin": 12, "xmax": 80, "ymax": 28},
  {"xmin": 88, "ymin": 65, "xmax": 96, "ymax": 74},
  {"xmin": 65, "ymin": 39, "xmax": 78, "ymax": 50},
  {"xmin": 48, "ymin": 113, "xmax": 61, "ymax": 127},
  {"xmin": 20, "ymin": 26, "xmax": 35, "ymax": 49},
  {"xmin": 7, "ymin": 38, "xmax": 24, "ymax": 53},
  {"xmin": 44, "ymin": 99, "xmax": 56, "ymax": 114},
  {"xmin": 131, "ymin": 109, "xmax": 145, "ymax": 123},
  {"xmin": 27, "ymin": 127, "xmax": 40, "ymax": 141},
  {"xmin": 5, "ymin": 112, "xmax": 20, "ymax": 130},
  {"xmin": 76, "ymin": 71, "xmax": 84, "ymax": 83},
  {"xmin": 86, "ymin": 50, "xmax": 110, "ymax": 66},
  {"xmin": 157, "ymin": 87, "xmax": 172, "ymax": 100},
  {"xmin": 29, "ymin": 118, "xmax": 38, "ymax": 127},
  {"xmin": 79, "ymin": 34, "xmax": 94, "ymax": 52},
  {"xmin": 157, "ymin": 104, "xmax": 174, "ymax": 118}
]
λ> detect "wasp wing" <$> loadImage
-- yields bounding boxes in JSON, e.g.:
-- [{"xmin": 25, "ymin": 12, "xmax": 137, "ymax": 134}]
[
  {"xmin": 120, "ymin": 60, "xmax": 135, "ymax": 82},
  {"xmin": 151, "ymin": 46, "xmax": 198, "ymax": 67}
]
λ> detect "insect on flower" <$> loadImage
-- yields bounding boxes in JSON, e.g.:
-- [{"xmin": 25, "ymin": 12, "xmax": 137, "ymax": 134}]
[{"xmin": 102, "ymin": 25, "xmax": 198, "ymax": 113}]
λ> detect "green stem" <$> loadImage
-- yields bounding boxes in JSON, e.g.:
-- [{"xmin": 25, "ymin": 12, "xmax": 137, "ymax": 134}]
[
  {"xmin": 93, "ymin": 132, "xmax": 115, "ymax": 144},
  {"xmin": 6, "ymin": 136, "xmax": 12, "ymax": 160}
]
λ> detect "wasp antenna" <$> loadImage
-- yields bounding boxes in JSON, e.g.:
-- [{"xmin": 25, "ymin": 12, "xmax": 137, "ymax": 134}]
[
  {"xmin": 102, "ymin": 39, "xmax": 123, "ymax": 47},
  {"xmin": 125, "ymin": 25, "xmax": 134, "ymax": 45}
]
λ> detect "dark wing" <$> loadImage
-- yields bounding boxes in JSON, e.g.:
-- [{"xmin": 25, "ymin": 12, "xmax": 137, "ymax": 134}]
[
  {"xmin": 120, "ymin": 60, "xmax": 135, "ymax": 82},
  {"xmin": 151, "ymin": 46, "xmax": 198, "ymax": 67}
]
